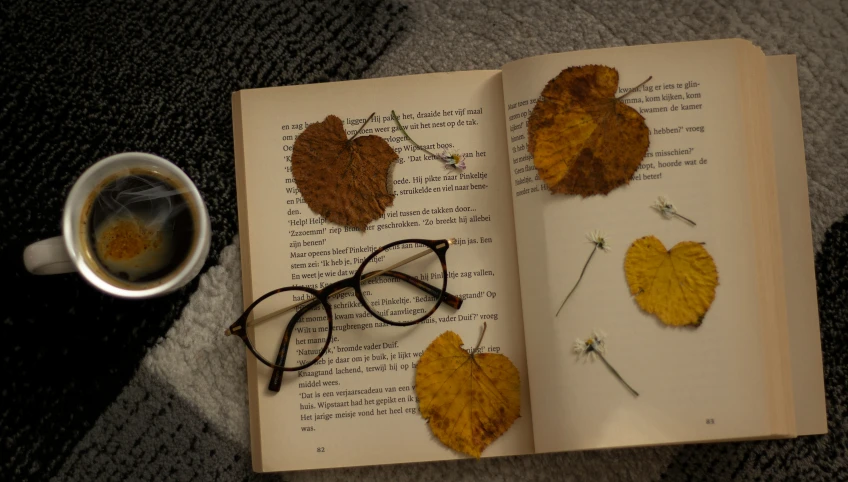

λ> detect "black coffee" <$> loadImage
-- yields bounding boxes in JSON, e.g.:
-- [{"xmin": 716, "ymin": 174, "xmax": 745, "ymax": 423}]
[{"xmin": 85, "ymin": 172, "xmax": 196, "ymax": 284}]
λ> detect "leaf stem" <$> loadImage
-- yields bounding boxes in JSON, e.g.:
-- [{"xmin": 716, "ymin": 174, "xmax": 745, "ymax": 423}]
[
  {"xmin": 350, "ymin": 112, "xmax": 376, "ymax": 140},
  {"xmin": 555, "ymin": 246, "xmax": 597, "ymax": 317},
  {"xmin": 391, "ymin": 110, "xmax": 444, "ymax": 161},
  {"xmin": 472, "ymin": 322, "xmax": 488, "ymax": 355},
  {"xmin": 673, "ymin": 212, "xmax": 697, "ymax": 226},
  {"xmin": 616, "ymin": 76, "xmax": 653, "ymax": 100},
  {"xmin": 597, "ymin": 352, "xmax": 639, "ymax": 397}
]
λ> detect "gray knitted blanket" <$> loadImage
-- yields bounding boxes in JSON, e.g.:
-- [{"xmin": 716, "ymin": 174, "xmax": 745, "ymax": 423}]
[{"xmin": 1, "ymin": 0, "xmax": 845, "ymax": 480}]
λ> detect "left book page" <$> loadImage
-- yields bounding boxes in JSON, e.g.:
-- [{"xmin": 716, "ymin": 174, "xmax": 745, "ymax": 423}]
[{"xmin": 232, "ymin": 71, "xmax": 534, "ymax": 472}]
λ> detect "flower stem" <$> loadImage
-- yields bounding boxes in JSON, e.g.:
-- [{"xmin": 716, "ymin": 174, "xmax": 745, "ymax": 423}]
[
  {"xmin": 391, "ymin": 110, "xmax": 443, "ymax": 160},
  {"xmin": 673, "ymin": 212, "xmax": 697, "ymax": 226},
  {"xmin": 597, "ymin": 352, "xmax": 639, "ymax": 397},
  {"xmin": 556, "ymin": 246, "xmax": 597, "ymax": 317},
  {"xmin": 350, "ymin": 112, "xmax": 376, "ymax": 141},
  {"xmin": 616, "ymin": 76, "xmax": 653, "ymax": 100}
]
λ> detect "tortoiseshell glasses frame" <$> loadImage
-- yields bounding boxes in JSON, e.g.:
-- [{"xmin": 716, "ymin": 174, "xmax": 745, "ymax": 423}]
[{"xmin": 224, "ymin": 238, "xmax": 463, "ymax": 392}]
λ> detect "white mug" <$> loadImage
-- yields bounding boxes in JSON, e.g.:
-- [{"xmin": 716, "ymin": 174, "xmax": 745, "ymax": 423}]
[{"xmin": 23, "ymin": 152, "xmax": 211, "ymax": 298}]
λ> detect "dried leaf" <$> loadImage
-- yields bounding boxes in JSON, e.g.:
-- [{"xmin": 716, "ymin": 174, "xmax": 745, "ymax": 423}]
[
  {"xmin": 624, "ymin": 235, "xmax": 719, "ymax": 327},
  {"xmin": 415, "ymin": 330, "xmax": 521, "ymax": 458},
  {"xmin": 528, "ymin": 65, "xmax": 650, "ymax": 196},
  {"xmin": 292, "ymin": 115, "xmax": 398, "ymax": 230}
]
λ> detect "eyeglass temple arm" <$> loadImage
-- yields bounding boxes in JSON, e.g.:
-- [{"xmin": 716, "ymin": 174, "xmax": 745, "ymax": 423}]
[
  {"xmin": 267, "ymin": 269, "xmax": 462, "ymax": 392},
  {"xmin": 267, "ymin": 301, "xmax": 318, "ymax": 392}
]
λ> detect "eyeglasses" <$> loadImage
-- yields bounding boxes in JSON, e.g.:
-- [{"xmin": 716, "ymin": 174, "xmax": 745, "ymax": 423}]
[{"xmin": 225, "ymin": 238, "xmax": 463, "ymax": 392}]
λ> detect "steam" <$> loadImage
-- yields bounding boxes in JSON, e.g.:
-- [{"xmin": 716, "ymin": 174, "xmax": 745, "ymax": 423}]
[{"xmin": 96, "ymin": 173, "xmax": 188, "ymax": 231}]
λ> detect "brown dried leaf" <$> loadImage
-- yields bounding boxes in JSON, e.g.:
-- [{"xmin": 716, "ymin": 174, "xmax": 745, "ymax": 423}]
[
  {"xmin": 292, "ymin": 115, "xmax": 398, "ymax": 230},
  {"xmin": 528, "ymin": 65, "xmax": 650, "ymax": 196}
]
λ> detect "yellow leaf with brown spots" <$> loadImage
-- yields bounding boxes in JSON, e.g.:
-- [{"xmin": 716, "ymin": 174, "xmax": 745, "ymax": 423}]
[
  {"xmin": 415, "ymin": 330, "xmax": 520, "ymax": 458},
  {"xmin": 624, "ymin": 235, "xmax": 719, "ymax": 327},
  {"xmin": 528, "ymin": 65, "xmax": 650, "ymax": 196}
]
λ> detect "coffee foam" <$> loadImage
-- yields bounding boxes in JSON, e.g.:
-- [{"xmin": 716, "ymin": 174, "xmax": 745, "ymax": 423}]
[{"xmin": 94, "ymin": 214, "xmax": 174, "ymax": 282}]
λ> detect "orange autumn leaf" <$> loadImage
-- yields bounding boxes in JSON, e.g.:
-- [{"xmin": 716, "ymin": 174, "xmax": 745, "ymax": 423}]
[
  {"xmin": 624, "ymin": 235, "xmax": 719, "ymax": 327},
  {"xmin": 415, "ymin": 330, "xmax": 521, "ymax": 458},
  {"xmin": 292, "ymin": 114, "xmax": 398, "ymax": 230},
  {"xmin": 528, "ymin": 65, "xmax": 650, "ymax": 196}
]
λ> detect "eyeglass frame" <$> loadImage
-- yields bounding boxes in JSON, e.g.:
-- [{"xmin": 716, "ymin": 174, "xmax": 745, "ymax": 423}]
[{"xmin": 225, "ymin": 238, "xmax": 464, "ymax": 392}]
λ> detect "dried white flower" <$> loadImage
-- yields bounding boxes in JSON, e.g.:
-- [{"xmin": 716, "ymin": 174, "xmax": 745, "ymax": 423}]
[
  {"xmin": 651, "ymin": 195, "xmax": 697, "ymax": 225},
  {"xmin": 652, "ymin": 195, "xmax": 677, "ymax": 219},
  {"xmin": 441, "ymin": 150, "xmax": 467, "ymax": 171},
  {"xmin": 573, "ymin": 330, "xmax": 607, "ymax": 361},
  {"xmin": 586, "ymin": 230, "xmax": 611, "ymax": 252}
]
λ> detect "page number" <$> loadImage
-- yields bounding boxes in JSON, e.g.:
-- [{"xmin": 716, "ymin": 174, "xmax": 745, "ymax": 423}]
[
  {"xmin": 317, "ymin": 447, "xmax": 325, "ymax": 453},
  {"xmin": 706, "ymin": 418, "xmax": 715, "ymax": 425}
]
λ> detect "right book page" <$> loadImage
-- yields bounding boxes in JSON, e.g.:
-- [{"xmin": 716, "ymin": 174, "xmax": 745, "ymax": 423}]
[{"xmin": 500, "ymin": 39, "xmax": 795, "ymax": 453}]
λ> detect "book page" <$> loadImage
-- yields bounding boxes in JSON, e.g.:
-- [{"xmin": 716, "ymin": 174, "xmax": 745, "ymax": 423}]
[
  {"xmin": 232, "ymin": 71, "xmax": 533, "ymax": 472},
  {"xmin": 500, "ymin": 40, "xmax": 789, "ymax": 452},
  {"xmin": 767, "ymin": 55, "xmax": 827, "ymax": 435}
]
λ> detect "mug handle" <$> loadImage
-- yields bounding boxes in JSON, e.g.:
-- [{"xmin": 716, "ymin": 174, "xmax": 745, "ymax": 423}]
[{"xmin": 23, "ymin": 237, "xmax": 77, "ymax": 275}]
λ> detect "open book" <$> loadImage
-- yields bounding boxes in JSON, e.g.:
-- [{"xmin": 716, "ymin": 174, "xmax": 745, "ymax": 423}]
[{"xmin": 231, "ymin": 39, "xmax": 826, "ymax": 473}]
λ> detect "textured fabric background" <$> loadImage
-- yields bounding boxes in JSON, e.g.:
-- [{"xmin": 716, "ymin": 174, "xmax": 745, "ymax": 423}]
[{"xmin": 1, "ymin": 0, "xmax": 845, "ymax": 481}]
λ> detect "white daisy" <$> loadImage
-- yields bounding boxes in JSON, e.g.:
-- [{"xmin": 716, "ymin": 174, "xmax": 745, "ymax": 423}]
[
  {"xmin": 573, "ymin": 330, "xmax": 606, "ymax": 361},
  {"xmin": 651, "ymin": 195, "xmax": 696, "ymax": 226},
  {"xmin": 586, "ymin": 230, "xmax": 611, "ymax": 252},
  {"xmin": 652, "ymin": 195, "xmax": 676, "ymax": 219},
  {"xmin": 441, "ymin": 150, "xmax": 467, "ymax": 171}
]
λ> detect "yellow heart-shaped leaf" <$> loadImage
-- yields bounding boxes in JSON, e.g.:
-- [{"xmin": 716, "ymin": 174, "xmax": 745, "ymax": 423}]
[
  {"xmin": 624, "ymin": 235, "xmax": 719, "ymax": 327},
  {"xmin": 415, "ymin": 331, "xmax": 521, "ymax": 458}
]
